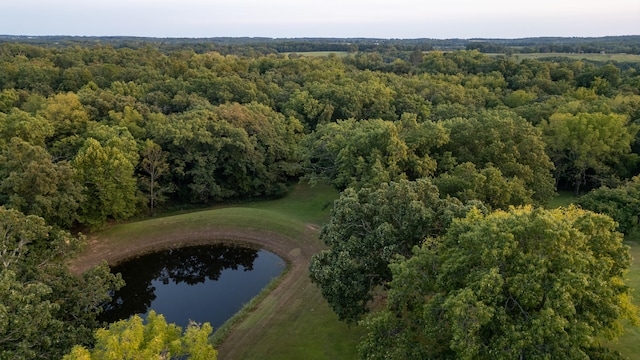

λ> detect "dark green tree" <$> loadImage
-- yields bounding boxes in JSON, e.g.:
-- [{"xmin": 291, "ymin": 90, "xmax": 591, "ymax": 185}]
[
  {"xmin": 309, "ymin": 179, "xmax": 483, "ymax": 322},
  {"xmin": 576, "ymin": 176, "xmax": 640, "ymax": 236},
  {"xmin": 0, "ymin": 138, "xmax": 85, "ymax": 228}
]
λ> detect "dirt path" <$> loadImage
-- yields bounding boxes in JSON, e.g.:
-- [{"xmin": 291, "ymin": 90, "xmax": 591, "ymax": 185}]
[{"xmin": 69, "ymin": 223, "xmax": 323, "ymax": 359}]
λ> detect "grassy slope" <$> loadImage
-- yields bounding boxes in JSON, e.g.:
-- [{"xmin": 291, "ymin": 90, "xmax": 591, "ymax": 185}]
[
  {"xmin": 85, "ymin": 183, "xmax": 365, "ymax": 359},
  {"xmin": 216, "ymin": 183, "xmax": 366, "ymax": 359}
]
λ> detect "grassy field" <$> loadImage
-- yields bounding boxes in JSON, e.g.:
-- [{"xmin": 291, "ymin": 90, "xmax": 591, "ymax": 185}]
[
  {"xmin": 80, "ymin": 184, "xmax": 640, "ymax": 359},
  {"xmin": 79, "ymin": 182, "xmax": 366, "ymax": 359},
  {"xmin": 546, "ymin": 190, "xmax": 577, "ymax": 209}
]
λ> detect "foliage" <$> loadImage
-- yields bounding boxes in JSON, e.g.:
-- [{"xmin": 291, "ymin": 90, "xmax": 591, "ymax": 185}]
[
  {"xmin": 541, "ymin": 112, "xmax": 638, "ymax": 195},
  {"xmin": 0, "ymin": 137, "xmax": 85, "ymax": 228},
  {"xmin": 73, "ymin": 136, "xmax": 139, "ymax": 228},
  {"xmin": 138, "ymin": 139, "xmax": 170, "ymax": 216},
  {"xmin": 64, "ymin": 310, "xmax": 217, "ymax": 360},
  {"xmin": 309, "ymin": 179, "xmax": 484, "ymax": 322},
  {"xmin": 152, "ymin": 103, "xmax": 302, "ymax": 203},
  {"xmin": 577, "ymin": 175, "xmax": 640, "ymax": 235},
  {"xmin": 439, "ymin": 109, "xmax": 557, "ymax": 205},
  {"xmin": 360, "ymin": 206, "xmax": 637, "ymax": 359},
  {"xmin": 0, "ymin": 206, "xmax": 123, "ymax": 359},
  {"xmin": 302, "ymin": 118, "xmax": 447, "ymax": 190}
]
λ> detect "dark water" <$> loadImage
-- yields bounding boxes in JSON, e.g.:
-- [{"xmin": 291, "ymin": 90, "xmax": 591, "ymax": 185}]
[{"xmin": 99, "ymin": 243, "xmax": 286, "ymax": 329}]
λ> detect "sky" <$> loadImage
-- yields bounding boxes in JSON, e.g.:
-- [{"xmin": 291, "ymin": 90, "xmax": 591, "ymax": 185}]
[{"xmin": 1, "ymin": 0, "xmax": 639, "ymax": 39}]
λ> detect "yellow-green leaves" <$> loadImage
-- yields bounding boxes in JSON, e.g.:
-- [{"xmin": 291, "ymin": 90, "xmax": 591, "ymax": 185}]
[
  {"xmin": 64, "ymin": 311, "xmax": 217, "ymax": 360},
  {"xmin": 361, "ymin": 206, "xmax": 637, "ymax": 359}
]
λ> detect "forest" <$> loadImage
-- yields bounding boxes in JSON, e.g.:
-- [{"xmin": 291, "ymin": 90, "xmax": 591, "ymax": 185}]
[{"xmin": 1, "ymin": 36, "xmax": 640, "ymax": 358}]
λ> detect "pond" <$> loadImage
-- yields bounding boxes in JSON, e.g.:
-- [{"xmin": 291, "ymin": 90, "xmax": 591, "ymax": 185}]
[{"xmin": 99, "ymin": 243, "xmax": 286, "ymax": 330}]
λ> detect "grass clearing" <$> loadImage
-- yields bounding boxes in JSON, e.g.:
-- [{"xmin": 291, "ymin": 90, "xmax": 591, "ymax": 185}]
[
  {"xmin": 75, "ymin": 182, "xmax": 365, "ymax": 359},
  {"xmin": 546, "ymin": 190, "xmax": 577, "ymax": 209}
]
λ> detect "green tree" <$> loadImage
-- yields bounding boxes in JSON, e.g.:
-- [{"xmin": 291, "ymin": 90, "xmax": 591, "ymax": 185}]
[
  {"xmin": 152, "ymin": 104, "xmax": 301, "ymax": 203},
  {"xmin": 0, "ymin": 207, "xmax": 123, "ymax": 359},
  {"xmin": 302, "ymin": 118, "xmax": 445, "ymax": 190},
  {"xmin": 540, "ymin": 112, "xmax": 638, "ymax": 195},
  {"xmin": 73, "ymin": 136, "xmax": 138, "ymax": 228},
  {"xmin": 433, "ymin": 162, "xmax": 531, "ymax": 210},
  {"xmin": 309, "ymin": 179, "xmax": 483, "ymax": 322},
  {"xmin": 139, "ymin": 139, "xmax": 170, "ymax": 216},
  {"xmin": 360, "ymin": 206, "xmax": 637, "ymax": 359},
  {"xmin": 440, "ymin": 109, "xmax": 556, "ymax": 204},
  {"xmin": 0, "ymin": 138, "xmax": 85, "ymax": 228},
  {"xmin": 0, "ymin": 107, "xmax": 54, "ymax": 147},
  {"xmin": 576, "ymin": 175, "xmax": 640, "ymax": 236},
  {"xmin": 64, "ymin": 311, "xmax": 217, "ymax": 360}
]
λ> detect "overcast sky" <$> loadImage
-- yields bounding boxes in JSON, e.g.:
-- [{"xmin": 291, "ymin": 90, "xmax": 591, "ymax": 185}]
[{"xmin": 1, "ymin": 0, "xmax": 639, "ymax": 39}]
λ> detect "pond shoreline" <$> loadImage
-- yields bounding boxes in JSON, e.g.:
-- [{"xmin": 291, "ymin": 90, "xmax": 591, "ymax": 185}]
[{"xmin": 69, "ymin": 223, "xmax": 323, "ymax": 359}]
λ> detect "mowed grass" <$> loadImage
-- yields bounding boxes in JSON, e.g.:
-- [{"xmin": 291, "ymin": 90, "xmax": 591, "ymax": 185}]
[
  {"xmin": 546, "ymin": 190, "xmax": 577, "ymax": 209},
  {"xmin": 89, "ymin": 182, "xmax": 365, "ymax": 359},
  {"xmin": 226, "ymin": 275, "xmax": 365, "ymax": 360},
  {"xmin": 96, "ymin": 182, "xmax": 338, "ymax": 246}
]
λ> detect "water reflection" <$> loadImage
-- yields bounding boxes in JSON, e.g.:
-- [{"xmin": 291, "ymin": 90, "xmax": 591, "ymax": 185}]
[{"xmin": 100, "ymin": 243, "xmax": 284, "ymax": 329}]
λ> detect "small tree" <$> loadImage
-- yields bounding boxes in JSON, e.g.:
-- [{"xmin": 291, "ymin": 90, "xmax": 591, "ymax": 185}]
[
  {"xmin": 64, "ymin": 311, "xmax": 217, "ymax": 360},
  {"xmin": 139, "ymin": 140, "xmax": 170, "ymax": 216}
]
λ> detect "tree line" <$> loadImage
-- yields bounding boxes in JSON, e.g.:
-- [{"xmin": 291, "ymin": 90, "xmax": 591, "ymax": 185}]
[{"xmin": 1, "ymin": 40, "xmax": 640, "ymax": 358}]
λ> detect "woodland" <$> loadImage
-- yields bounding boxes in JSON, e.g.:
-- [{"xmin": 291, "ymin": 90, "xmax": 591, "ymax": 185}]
[{"xmin": 1, "ymin": 36, "xmax": 640, "ymax": 358}]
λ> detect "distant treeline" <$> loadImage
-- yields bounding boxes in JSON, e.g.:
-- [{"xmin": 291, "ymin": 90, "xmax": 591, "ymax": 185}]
[{"xmin": 1, "ymin": 35, "xmax": 638, "ymax": 55}]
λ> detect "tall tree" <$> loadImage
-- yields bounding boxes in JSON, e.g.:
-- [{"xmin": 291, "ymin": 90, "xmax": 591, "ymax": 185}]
[
  {"xmin": 139, "ymin": 139, "xmax": 170, "ymax": 216},
  {"xmin": 0, "ymin": 137, "xmax": 85, "ymax": 228},
  {"xmin": 360, "ymin": 206, "xmax": 637, "ymax": 359},
  {"xmin": 541, "ymin": 112, "xmax": 638, "ymax": 195},
  {"xmin": 309, "ymin": 179, "xmax": 483, "ymax": 322},
  {"xmin": 302, "ymin": 118, "xmax": 446, "ymax": 190},
  {"xmin": 73, "ymin": 136, "xmax": 138, "ymax": 228}
]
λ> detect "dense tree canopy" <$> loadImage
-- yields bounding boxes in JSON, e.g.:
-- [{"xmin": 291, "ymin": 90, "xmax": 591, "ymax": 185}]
[
  {"xmin": 360, "ymin": 206, "xmax": 637, "ymax": 359},
  {"xmin": 0, "ymin": 39, "xmax": 639, "ymax": 358},
  {"xmin": 541, "ymin": 112, "xmax": 638, "ymax": 194},
  {"xmin": 577, "ymin": 176, "xmax": 640, "ymax": 236},
  {"xmin": 438, "ymin": 109, "xmax": 556, "ymax": 205}
]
